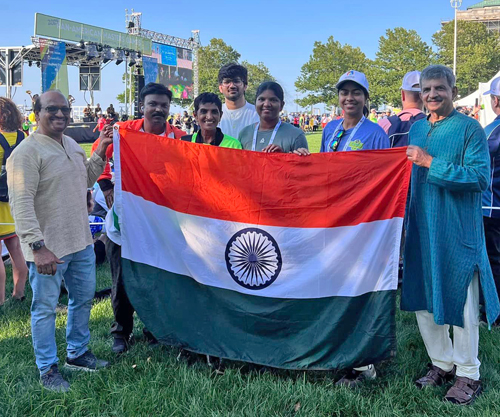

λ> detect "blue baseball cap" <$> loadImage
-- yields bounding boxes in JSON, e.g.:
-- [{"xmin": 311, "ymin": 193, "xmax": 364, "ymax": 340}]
[
  {"xmin": 336, "ymin": 70, "xmax": 370, "ymax": 94},
  {"xmin": 484, "ymin": 77, "xmax": 500, "ymax": 96}
]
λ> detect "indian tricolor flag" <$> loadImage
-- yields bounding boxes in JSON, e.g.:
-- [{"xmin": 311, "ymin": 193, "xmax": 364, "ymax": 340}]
[{"xmin": 114, "ymin": 127, "xmax": 412, "ymax": 370}]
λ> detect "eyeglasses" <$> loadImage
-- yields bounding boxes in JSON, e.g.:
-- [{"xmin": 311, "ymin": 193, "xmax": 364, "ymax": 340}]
[
  {"xmin": 44, "ymin": 106, "xmax": 72, "ymax": 115},
  {"xmin": 221, "ymin": 78, "xmax": 243, "ymax": 86},
  {"xmin": 330, "ymin": 129, "xmax": 345, "ymax": 152}
]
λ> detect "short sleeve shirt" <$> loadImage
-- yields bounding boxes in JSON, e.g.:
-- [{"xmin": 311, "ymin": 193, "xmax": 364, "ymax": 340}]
[
  {"xmin": 219, "ymin": 102, "xmax": 259, "ymax": 139},
  {"xmin": 321, "ymin": 118, "xmax": 390, "ymax": 152},
  {"xmin": 238, "ymin": 122, "xmax": 309, "ymax": 152}
]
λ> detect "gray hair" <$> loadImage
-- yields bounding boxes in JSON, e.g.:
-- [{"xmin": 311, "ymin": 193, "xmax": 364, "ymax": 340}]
[{"xmin": 420, "ymin": 65, "xmax": 456, "ymax": 89}]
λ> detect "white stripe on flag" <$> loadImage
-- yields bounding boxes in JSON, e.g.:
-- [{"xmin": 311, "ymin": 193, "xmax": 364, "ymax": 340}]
[{"xmin": 121, "ymin": 191, "xmax": 402, "ymax": 299}]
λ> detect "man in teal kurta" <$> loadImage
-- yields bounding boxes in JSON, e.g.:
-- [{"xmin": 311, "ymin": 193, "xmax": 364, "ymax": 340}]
[{"xmin": 402, "ymin": 65, "xmax": 500, "ymax": 406}]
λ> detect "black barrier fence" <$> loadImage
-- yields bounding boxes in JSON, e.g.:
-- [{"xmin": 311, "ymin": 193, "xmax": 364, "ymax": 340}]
[{"xmin": 64, "ymin": 122, "xmax": 100, "ymax": 143}]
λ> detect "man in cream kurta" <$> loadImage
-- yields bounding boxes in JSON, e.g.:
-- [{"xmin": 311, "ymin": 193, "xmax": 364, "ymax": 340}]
[{"xmin": 7, "ymin": 91, "xmax": 113, "ymax": 393}]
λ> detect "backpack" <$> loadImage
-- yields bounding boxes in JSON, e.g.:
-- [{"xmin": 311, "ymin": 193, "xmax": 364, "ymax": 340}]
[
  {"xmin": 387, "ymin": 112, "xmax": 426, "ymax": 148},
  {"xmin": 0, "ymin": 131, "xmax": 25, "ymax": 202}
]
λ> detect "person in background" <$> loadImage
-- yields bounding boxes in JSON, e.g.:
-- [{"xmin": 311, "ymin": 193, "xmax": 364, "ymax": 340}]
[
  {"xmin": 83, "ymin": 105, "xmax": 92, "ymax": 121},
  {"xmin": 22, "ymin": 115, "xmax": 32, "ymax": 136},
  {"xmin": 378, "ymin": 71, "xmax": 425, "ymax": 147},
  {"xmin": 182, "ymin": 110, "xmax": 194, "ymax": 135},
  {"xmin": 0, "ymin": 97, "xmax": 28, "ymax": 306},
  {"xmin": 481, "ymin": 76, "xmax": 500, "ymax": 327},
  {"xmin": 238, "ymin": 82, "xmax": 308, "ymax": 153},
  {"xmin": 106, "ymin": 104, "xmax": 116, "ymax": 120},
  {"xmin": 93, "ymin": 113, "xmax": 106, "ymax": 134},
  {"xmin": 87, "ymin": 190, "xmax": 106, "ymax": 266},
  {"xmin": 174, "ymin": 114, "xmax": 183, "ymax": 129},
  {"xmin": 218, "ymin": 63, "xmax": 259, "ymax": 139},
  {"xmin": 7, "ymin": 90, "xmax": 113, "ymax": 392},
  {"xmin": 402, "ymin": 65, "xmax": 500, "ymax": 405},
  {"xmin": 321, "ymin": 114, "xmax": 329, "ymax": 129}
]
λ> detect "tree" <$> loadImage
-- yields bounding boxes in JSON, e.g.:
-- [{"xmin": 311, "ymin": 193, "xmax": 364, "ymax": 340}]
[
  {"xmin": 370, "ymin": 28, "xmax": 435, "ymax": 106},
  {"xmin": 433, "ymin": 20, "xmax": 500, "ymax": 97},
  {"xmin": 198, "ymin": 38, "xmax": 240, "ymax": 99},
  {"xmin": 241, "ymin": 61, "xmax": 275, "ymax": 104},
  {"xmin": 116, "ymin": 72, "xmax": 135, "ymax": 110},
  {"xmin": 197, "ymin": 39, "xmax": 274, "ymax": 104},
  {"xmin": 294, "ymin": 36, "xmax": 369, "ymax": 107}
]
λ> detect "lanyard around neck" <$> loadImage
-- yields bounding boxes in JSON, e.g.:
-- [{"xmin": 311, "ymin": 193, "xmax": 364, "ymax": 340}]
[
  {"xmin": 252, "ymin": 119, "xmax": 281, "ymax": 151},
  {"xmin": 328, "ymin": 116, "xmax": 366, "ymax": 152}
]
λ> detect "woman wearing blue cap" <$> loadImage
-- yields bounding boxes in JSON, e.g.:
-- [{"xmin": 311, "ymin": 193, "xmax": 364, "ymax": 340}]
[{"xmin": 294, "ymin": 70, "xmax": 390, "ymax": 388}]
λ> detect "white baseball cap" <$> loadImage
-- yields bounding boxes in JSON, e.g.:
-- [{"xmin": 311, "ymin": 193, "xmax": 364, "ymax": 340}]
[
  {"xmin": 336, "ymin": 70, "xmax": 369, "ymax": 94},
  {"xmin": 401, "ymin": 71, "xmax": 421, "ymax": 92},
  {"xmin": 484, "ymin": 77, "xmax": 500, "ymax": 96}
]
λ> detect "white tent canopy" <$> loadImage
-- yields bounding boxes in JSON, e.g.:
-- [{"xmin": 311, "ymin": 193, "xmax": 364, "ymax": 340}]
[{"xmin": 455, "ymin": 70, "xmax": 500, "ymax": 127}]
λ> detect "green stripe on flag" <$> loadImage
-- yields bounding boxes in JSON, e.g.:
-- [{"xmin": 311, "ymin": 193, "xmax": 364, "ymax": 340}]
[{"xmin": 123, "ymin": 259, "xmax": 396, "ymax": 370}]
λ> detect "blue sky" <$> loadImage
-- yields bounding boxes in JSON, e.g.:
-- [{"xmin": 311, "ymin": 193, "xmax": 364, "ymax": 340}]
[{"xmin": 0, "ymin": 0, "xmax": 480, "ymax": 112}]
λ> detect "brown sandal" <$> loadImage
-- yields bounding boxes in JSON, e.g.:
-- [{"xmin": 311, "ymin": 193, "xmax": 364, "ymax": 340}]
[
  {"xmin": 415, "ymin": 363, "xmax": 456, "ymax": 389},
  {"xmin": 444, "ymin": 376, "xmax": 482, "ymax": 405}
]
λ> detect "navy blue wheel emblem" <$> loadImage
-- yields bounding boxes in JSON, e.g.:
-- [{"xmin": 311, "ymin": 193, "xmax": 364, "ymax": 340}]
[{"xmin": 225, "ymin": 228, "xmax": 282, "ymax": 290}]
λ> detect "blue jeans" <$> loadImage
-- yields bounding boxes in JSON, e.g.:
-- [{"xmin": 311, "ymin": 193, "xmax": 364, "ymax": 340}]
[{"xmin": 29, "ymin": 245, "xmax": 96, "ymax": 375}]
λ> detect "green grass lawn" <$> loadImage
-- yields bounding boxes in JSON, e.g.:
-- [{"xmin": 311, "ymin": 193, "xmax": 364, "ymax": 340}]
[
  {"xmin": 1, "ymin": 266, "xmax": 500, "ymax": 416},
  {"xmin": 1, "ymin": 137, "xmax": 497, "ymax": 416}
]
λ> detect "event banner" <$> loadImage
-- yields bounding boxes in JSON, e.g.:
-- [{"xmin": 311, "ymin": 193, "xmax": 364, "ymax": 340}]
[
  {"xmin": 114, "ymin": 128, "xmax": 412, "ymax": 370},
  {"xmin": 40, "ymin": 39, "xmax": 69, "ymax": 98},
  {"xmin": 35, "ymin": 13, "xmax": 152, "ymax": 54}
]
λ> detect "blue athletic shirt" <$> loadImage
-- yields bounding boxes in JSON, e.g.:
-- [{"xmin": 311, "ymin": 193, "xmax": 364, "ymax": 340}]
[
  {"xmin": 482, "ymin": 114, "xmax": 500, "ymax": 218},
  {"xmin": 320, "ymin": 118, "xmax": 390, "ymax": 153}
]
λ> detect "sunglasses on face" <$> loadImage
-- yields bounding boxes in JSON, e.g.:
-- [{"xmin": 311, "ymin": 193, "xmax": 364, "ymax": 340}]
[{"xmin": 44, "ymin": 106, "xmax": 72, "ymax": 115}]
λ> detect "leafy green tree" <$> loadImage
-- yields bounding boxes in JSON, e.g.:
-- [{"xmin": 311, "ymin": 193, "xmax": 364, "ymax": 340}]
[
  {"xmin": 197, "ymin": 39, "xmax": 274, "ymax": 104},
  {"xmin": 116, "ymin": 72, "xmax": 135, "ymax": 107},
  {"xmin": 198, "ymin": 38, "xmax": 241, "ymax": 99},
  {"xmin": 433, "ymin": 20, "xmax": 500, "ymax": 97},
  {"xmin": 241, "ymin": 61, "xmax": 275, "ymax": 104},
  {"xmin": 294, "ymin": 36, "xmax": 369, "ymax": 107},
  {"xmin": 370, "ymin": 28, "xmax": 435, "ymax": 106}
]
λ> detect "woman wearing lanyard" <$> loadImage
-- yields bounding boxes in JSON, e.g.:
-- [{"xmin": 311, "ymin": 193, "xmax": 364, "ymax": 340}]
[
  {"xmin": 238, "ymin": 82, "xmax": 308, "ymax": 153},
  {"xmin": 294, "ymin": 70, "xmax": 390, "ymax": 389}
]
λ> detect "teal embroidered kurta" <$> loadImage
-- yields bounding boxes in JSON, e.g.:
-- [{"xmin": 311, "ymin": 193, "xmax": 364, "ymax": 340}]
[{"xmin": 401, "ymin": 110, "xmax": 500, "ymax": 327}]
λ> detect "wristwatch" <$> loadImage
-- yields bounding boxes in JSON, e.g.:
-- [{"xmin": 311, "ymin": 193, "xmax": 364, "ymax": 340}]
[{"xmin": 29, "ymin": 240, "xmax": 45, "ymax": 251}]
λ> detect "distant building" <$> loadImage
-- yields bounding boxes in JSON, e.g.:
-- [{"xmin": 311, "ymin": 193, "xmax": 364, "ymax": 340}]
[{"xmin": 443, "ymin": 1, "xmax": 500, "ymax": 34}]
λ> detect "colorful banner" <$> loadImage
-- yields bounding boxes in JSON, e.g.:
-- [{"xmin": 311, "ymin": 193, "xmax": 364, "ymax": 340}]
[
  {"xmin": 40, "ymin": 40, "xmax": 69, "ymax": 98},
  {"xmin": 114, "ymin": 128, "xmax": 412, "ymax": 370}
]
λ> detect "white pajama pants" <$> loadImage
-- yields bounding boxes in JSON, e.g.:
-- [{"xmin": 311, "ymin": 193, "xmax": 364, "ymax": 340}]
[{"xmin": 415, "ymin": 273, "xmax": 480, "ymax": 381}]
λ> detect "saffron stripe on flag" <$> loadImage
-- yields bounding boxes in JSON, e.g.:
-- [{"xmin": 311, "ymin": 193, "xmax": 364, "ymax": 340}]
[{"xmin": 118, "ymin": 127, "xmax": 412, "ymax": 229}]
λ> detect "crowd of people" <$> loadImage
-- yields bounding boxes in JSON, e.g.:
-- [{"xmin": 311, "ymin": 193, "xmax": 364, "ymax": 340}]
[{"xmin": 1, "ymin": 61, "xmax": 500, "ymax": 407}]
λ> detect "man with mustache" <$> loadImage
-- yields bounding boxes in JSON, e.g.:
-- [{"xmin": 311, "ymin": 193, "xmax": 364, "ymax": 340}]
[
  {"xmin": 218, "ymin": 63, "xmax": 259, "ymax": 139},
  {"xmin": 7, "ymin": 90, "xmax": 113, "ymax": 392},
  {"xmin": 91, "ymin": 83, "xmax": 185, "ymax": 354},
  {"xmin": 402, "ymin": 65, "xmax": 500, "ymax": 405}
]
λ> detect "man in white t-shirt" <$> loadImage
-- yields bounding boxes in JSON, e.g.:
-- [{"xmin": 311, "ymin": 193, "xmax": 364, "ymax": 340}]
[{"xmin": 218, "ymin": 63, "xmax": 259, "ymax": 139}]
